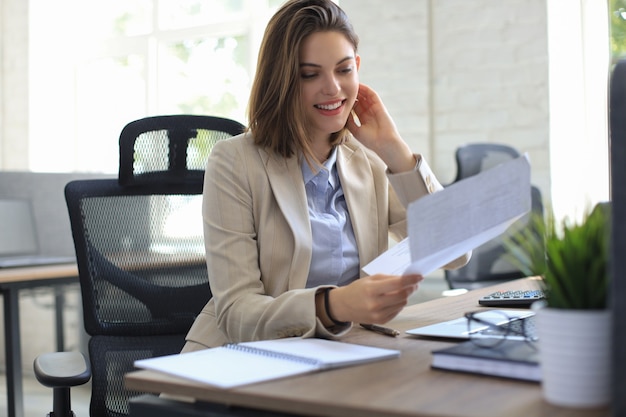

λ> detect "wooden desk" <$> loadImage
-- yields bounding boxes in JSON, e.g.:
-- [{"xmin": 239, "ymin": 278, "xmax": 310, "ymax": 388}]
[
  {"xmin": 0, "ymin": 263, "xmax": 78, "ymax": 417},
  {"xmin": 125, "ymin": 277, "xmax": 610, "ymax": 417}
]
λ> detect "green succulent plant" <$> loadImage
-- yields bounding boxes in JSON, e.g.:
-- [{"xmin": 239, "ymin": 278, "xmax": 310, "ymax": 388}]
[{"xmin": 505, "ymin": 203, "xmax": 610, "ymax": 310}]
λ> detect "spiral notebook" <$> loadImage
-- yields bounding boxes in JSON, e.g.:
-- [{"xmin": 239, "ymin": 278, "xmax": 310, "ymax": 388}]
[{"xmin": 134, "ymin": 338, "xmax": 400, "ymax": 388}]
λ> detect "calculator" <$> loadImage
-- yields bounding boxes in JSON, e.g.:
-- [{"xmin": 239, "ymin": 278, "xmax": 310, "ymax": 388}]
[{"xmin": 478, "ymin": 289, "xmax": 545, "ymax": 308}]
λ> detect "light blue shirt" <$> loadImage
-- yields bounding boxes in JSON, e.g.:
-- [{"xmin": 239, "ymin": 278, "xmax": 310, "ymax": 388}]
[{"xmin": 301, "ymin": 148, "xmax": 360, "ymax": 289}]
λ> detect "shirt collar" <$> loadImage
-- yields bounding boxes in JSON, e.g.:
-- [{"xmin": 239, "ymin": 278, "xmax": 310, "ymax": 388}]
[{"xmin": 301, "ymin": 147, "xmax": 339, "ymax": 188}]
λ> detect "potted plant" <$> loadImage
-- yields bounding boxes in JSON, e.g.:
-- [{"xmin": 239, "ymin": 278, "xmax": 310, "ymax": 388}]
[{"xmin": 506, "ymin": 203, "xmax": 611, "ymax": 409}]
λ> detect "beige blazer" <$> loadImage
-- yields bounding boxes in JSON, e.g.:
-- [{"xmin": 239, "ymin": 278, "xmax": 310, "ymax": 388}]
[{"xmin": 184, "ymin": 133, "xmax": 469, "ymax": 350}]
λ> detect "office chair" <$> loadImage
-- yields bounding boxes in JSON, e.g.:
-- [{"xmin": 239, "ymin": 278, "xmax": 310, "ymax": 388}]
[
  {"xmin": 451, "ymin": 142, "xmax": 522, "ymax": 183},
  {"xmin": 33, "ymin": 115, "xmax": 245, "ymax": 417},
  {"xmin": 444, "ymin": 143, "xmax": 545, "ymax": 290}
]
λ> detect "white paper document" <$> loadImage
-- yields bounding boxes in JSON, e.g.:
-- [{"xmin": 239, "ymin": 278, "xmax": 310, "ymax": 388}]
[{"xmin": 363, "ymin": 155, "xmax": 531, "ymax": 276}]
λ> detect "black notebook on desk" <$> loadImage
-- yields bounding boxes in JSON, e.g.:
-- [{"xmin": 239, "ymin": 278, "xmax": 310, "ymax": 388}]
[{"xmin": 431, "ymin": 339, "xmax": 541, "ymax": 382}]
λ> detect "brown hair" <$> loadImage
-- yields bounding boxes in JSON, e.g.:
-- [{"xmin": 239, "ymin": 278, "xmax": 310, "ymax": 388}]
[{"xmin": 247, "ymin": 0, "xmax": 359, "ymax": 163}]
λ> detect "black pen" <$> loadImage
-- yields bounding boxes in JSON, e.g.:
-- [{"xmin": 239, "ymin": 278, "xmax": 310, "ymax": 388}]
[{"xmin": 360, "ymin": 323, "xmax": 400, "ymax": 337}]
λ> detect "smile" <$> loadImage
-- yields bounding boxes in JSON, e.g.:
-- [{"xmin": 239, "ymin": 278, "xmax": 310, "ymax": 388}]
[{"xmin": 315, "ymin": 100, "xmax": 345, "ymax": 111}]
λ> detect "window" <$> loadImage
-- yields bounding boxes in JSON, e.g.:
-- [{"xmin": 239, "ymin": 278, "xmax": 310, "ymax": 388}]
[
  {"xmin": 610, "ymin": 0, "xmax": 626, "ymax": 64},
  {"xmin": 29, "ymin": 0, "xmax": 283, "ymax": 173}
]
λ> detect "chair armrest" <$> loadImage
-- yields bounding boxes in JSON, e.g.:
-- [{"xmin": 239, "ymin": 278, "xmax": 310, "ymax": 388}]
[{"xmin": 33, "ymin": 351, "xmax": 91, "ymax": 388}]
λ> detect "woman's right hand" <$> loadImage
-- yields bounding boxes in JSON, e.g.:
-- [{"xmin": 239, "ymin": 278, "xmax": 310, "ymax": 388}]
[
  {"xmin": 324, "ymin": 273, "xmax": 423, "ymax": 325},
  {"xmin": 347, "ymin": 84, "xmax": 416, "ymax": 174}
]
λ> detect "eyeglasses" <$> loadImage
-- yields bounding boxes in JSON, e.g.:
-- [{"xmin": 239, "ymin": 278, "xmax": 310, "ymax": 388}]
[{"xmin": 464, "ymin": 310, "xmax": 538, "ymax": 348}]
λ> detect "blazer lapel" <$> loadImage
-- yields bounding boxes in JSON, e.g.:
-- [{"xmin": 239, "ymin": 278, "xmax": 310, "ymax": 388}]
[
  {"xmin": 337, "ymin": 143, "xmax": 380, "ymax": 269},
  {"xmin": 262, "ymin": 149, "xmax": 312, "ymax": 289}
]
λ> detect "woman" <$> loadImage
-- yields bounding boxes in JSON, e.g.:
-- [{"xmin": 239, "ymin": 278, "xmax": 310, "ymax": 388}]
[{"xmin": 183, "ymin": 0, "xmax": 469, "ymax": 351}]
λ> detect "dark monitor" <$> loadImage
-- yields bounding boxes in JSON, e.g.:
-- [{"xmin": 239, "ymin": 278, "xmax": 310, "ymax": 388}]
[{"xmin": 610, "ymin": 57, "xmax": 626, "ymax": 416}]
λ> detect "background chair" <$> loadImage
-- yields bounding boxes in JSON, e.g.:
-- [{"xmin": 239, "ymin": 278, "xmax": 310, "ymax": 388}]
[
  {"xmin": 444, "ymin": 143, "xmax": 544, "ymax": 290},
  {"xmin": 450, "ymin": 142, "xmax": 522, "ymax": 184},
  {"xmin": 34, "ymin": 115, "xmax": 244, "ymax": 417}
]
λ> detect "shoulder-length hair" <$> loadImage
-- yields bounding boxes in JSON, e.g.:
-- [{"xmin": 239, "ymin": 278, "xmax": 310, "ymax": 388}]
[{"xmin": 247, "ymin": 0, "xmax": 359, "ymax": 163}]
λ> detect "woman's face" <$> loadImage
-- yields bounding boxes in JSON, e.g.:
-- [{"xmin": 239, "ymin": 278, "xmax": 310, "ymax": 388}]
[{"xmin": 299, "ymin": 31, "xmax": 360, "ymax": 143}]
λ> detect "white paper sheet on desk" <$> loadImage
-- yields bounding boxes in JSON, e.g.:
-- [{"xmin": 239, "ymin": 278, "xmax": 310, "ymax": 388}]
[{"xmin": 362, "ymin": 155, "xmax": 531, "ymax": 276}]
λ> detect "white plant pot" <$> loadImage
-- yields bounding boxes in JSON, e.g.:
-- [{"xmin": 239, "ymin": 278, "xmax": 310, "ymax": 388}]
[{"xmin": 535, "ymin": 306, "xmax": 611, "ymax": 408}]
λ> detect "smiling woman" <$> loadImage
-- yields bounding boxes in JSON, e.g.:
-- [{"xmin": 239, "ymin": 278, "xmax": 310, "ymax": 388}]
[{"xmin": 181, "ymin": 0, "xmax": 470, "ymax": 352}]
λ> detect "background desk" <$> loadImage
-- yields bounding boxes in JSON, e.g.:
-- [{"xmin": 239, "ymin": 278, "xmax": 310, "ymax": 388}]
[
  {"xmin": 0, "ymin": 263, "xmax": 78, "ymax": 417},
  {"xmin": 126, "ymin": 277, "xmax": 610, "ymax": 417}
]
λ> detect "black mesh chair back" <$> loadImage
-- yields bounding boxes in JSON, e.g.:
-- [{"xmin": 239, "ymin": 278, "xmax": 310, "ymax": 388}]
[
  {"xmin": 118, "ymin": 114, "xmax": 244, "ymax": 186},
  {"xmin": 445, "ymin": 143, "xmax": 544, "ymax": 290},
  {"xmin": 65, "ymin": 115, "xmax": 244, "ymax": 417}
]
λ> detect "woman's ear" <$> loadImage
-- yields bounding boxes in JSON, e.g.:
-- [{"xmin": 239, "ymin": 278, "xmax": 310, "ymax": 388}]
[{"xmin": 356, "ymin": 54, "xmax": 361, "ymax": 71}]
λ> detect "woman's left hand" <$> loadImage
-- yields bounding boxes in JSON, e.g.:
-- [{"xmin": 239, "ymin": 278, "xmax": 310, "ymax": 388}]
[{"xmin": 347, "ymin": 83, "xmax": 416, "ymax": 173}]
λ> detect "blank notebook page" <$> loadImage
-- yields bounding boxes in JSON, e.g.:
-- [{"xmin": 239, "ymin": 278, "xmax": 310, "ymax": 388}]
[{"xmin": 134, "ymin": 337, "xmax": 400, "ymax": 388}]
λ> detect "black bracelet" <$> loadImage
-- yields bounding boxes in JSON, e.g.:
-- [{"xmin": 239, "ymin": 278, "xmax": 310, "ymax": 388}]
[{"xmin": 323, "ymin": 288, "xmax": 349, "ymax": 326}]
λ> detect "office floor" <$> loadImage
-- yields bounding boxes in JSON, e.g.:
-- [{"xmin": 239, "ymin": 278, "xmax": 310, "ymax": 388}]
[{"xmin": 0, "ymin": 274, "xmax": 451, "ymax": 417}]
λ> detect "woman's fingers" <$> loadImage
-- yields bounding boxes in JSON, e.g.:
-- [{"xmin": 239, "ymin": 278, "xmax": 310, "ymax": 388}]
[
  {"xmin": 330, "ymin": 274, "xmax": 423, "ymax": 324},
  {"xmin": 367, "ymin": 273, "xmax": 423, "ymax": 295}
]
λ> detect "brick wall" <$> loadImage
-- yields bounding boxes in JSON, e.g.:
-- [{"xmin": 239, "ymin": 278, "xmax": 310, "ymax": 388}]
[{"xmin": 342, "ymin": 0, "xmax": 550, "ymax": 191}]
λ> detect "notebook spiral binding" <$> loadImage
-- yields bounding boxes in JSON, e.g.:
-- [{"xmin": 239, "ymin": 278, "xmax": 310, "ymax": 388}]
[{"xmin": 224, "ymin": 343, "xmax": 322, "ymax": 367}]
